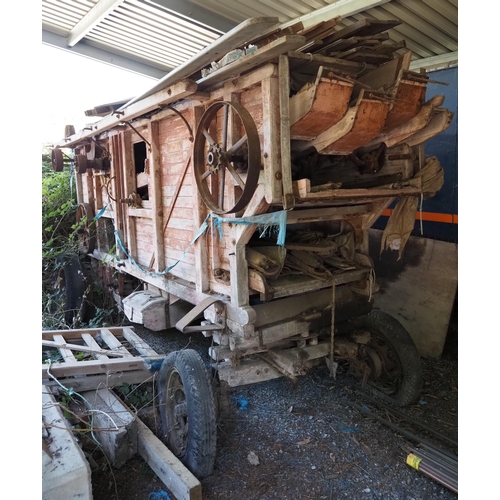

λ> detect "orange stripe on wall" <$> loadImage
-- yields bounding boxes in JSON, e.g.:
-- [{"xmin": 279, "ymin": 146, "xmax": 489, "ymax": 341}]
[{"xmin": 381, "ymin": 209, "xmax": 458, "ymax": 224}]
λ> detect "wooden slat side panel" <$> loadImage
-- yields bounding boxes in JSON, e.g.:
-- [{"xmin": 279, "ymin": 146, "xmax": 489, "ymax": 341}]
[
  {"xmin": 165, "ymin": 258, "xmax": 197, "ymax": 282},
  {"xmin": 135, "ymin": 217, "xmax": 155, "ymax": 267}
]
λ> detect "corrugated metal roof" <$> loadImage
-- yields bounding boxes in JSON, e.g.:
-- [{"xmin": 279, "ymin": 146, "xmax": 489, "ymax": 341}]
[{"xmin": 42, "ymin": 0, "xmax": 458, "ymax": 76}]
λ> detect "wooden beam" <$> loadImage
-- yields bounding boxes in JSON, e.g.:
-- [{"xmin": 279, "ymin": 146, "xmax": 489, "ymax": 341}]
[
  {"xmin": 67, "ymin": 0, "xmax": 126, "ymax": 46},
  {"xmin": 278, "ymin": 55, "xmax": 295, "ymax": 210},
  {"xmin": 42, "ymin": 357, "xmax": 152, "ymax": 378},
  {"xmin": 124, "ymin": 17, "xmax": 280, "ymax": 105},
  {"xmin": 43, "ymin": 371, "xmax": 155, "ymax": 392},
  {"xmin": 286, "ymin": 205, "xmax": 372, "ymax": 224},
  {"xmin": 148, "ymin": 120, "xmax": 165, "ymax": 272},
  {"xmin": 57, "ymin": 80, "xmax": 198, "ymax": 148},
  {"xmin": 79, "ymin": 388, "xmax": 137, "ymax": 468},
  {"xmin": 42, "ymin": 340, "xmax": 126, "ymax": 357},
  {"xmin": 261, "ymin": 76, "xmax": 282, "ymax": 204},
  {"xmin": 134, "ymin": 419, "xmax": 202, "ymax": 500}
]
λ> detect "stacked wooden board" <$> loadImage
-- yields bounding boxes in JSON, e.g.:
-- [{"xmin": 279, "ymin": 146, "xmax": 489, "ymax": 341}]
[{"xmin": 61, "ymin": 14, "xmax": 452, "ymax": 162}]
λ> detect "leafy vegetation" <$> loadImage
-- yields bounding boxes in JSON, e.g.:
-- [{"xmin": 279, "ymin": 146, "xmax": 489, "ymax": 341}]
[{"xmin": 41, "ymin": 145, "xmax": 119, "ymax": 329}]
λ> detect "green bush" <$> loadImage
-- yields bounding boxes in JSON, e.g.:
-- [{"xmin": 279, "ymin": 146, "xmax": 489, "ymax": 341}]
[
  {"xmin": 42, "ymin": 146, "xmax": 123, "ymax": 329},
  {"xmin": 42, "ymin": 146, "xmax": 78, "ymax": 327},
  {"xmin": 42, "ymin": 147, "xmax": 78, "ymax": 257}
]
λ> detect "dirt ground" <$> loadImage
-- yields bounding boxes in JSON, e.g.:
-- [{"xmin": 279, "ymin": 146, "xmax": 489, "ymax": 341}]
[{"xmin": 84, "ymin": 316, "xmax": 458, "ymax": 500}]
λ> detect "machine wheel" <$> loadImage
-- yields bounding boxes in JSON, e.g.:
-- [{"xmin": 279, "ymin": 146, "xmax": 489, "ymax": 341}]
[
  {"xmin": 75, "ymin": 154, "xmax": 88, "ymax": 174},
  {"xmin": 76, "ymin": 203, "xmax": 96, "ymax": 254},
  {"xmin": 193, "ymin": 101, "xmax": 261, "ymax": 215},
  {"xmin": 51, "ymin": 148, "xmax": 64, "ymax": 172},
  {"xmin": 158, "ymin": 349, "xmax": 217, "ymax": 478},
  {"xmin": 53, "ymin": 254, "xmax": 89, "ymax": 325},
  {"xmin": 348, "ymin": 310, "xmax": 422, "ymax": 407}
]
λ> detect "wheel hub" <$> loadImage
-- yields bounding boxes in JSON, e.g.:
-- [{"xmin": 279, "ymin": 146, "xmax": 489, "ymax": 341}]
[{"xmin": 206, "ymin": 144, "xmax": 223, "ymax": 171}]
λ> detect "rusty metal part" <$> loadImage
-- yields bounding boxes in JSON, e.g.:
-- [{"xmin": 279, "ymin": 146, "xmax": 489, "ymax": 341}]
[
  {"xmin": 75, "ymin": 203, "xmax": 96, "ymax": 254},
  {"xmin": 122, "ymin": 121, "xmax": 151, "ymax": 151},
  {"xmin": 348, "ymin": 142, "xmax": 386, "ymax": 174},
  {"xmin": 166, "ymin": 105, "xmax": 194, "ymax": 141},
  {"xmin": 175, "ymin": 297, "xmax": 222, "ymax": 333},
  {"xmin": 120, "ymin": 193, "xmax": 142, "ymax": 208},
  {"xmin": 51, "ymin": 148, "xmax": 64, "ymax": 172},
  {"xmin": 64, "ymin": 124, "xmax": 75, "ymax": 138},
  {"xmin": 344, "ymin": 399, "xmax": 456, "ymax": 459},
  {"xmin": 75, "ymin": 154, "xmax": 88, "ymax": 174},
  {"xmin": 193, "ymin": 101, "xmax": 261, "ymax": 215},
  {"xmin": 355, "ymin": 390, "xmax": 458, "ymax": 448}
]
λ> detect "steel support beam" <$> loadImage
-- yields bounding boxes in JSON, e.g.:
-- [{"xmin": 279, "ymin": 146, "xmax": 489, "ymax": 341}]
[
  {"xmin": 410, "ymin": 51, "xmax": 458, "ymax": 72},
  {"xmin": 150, "ymin": 0, "xmax": 236, "ymax": 33},
  {"xmin": 43, "ymin": 29, "xmax": 168, "ymax": 79},
  {"xmin": 281, "ymin": 0, "xmax": 392, "ymax": 29},
  {"xmin": 67, "ymin": 0, "xmax": 127, "ymax": 47}
]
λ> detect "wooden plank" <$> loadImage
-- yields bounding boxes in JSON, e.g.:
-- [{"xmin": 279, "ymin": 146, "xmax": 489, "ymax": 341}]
[
  {"xmin": 57, "ymin": 80, "xmax": 198, "ymax": 148},
  {"xmin": 42, "ymin": 340, "xmax": 127, "ymax": 358},
  {"xmin": 286, "ymin": 205, "xmax": 372, "ymax": 224},
  {"xmin": 327, "ymin": 33, "xmax": 390, "ymax": 52},
  {"xmin": 278, "ymin": 55, "xmax": 294, "ymax": 210},
  {"xmin": 79, "ymin": 389, "xmax": 137, "ymax": 468},
  {"xmin": 43, "ymin": 370, "xmax": 155, "ymax": 392},
  {"xmin": 355, "ymin": 52, "xmax": 412, "ymax": 97},
  {"xmin": 43, "ymin": 327, "xmax": 133, "ymax": 339},
  {"xmin": 124, "ymin": 17, "xmax": 280, "ymax": 105},
  {"xmin": 82, "ymin": 333, "xmax": 109, "ymax": 360},
  {"xmin": 42, "ymin": 357, "xmax": 153, "ymax": 379},
  {"xmin": 261, "ymin": 76, "xmax": 282, "ymax": 204},
  {"xmin": 298, "ymin": 17, "xmax": 341, "ymax": 43},
  {"xmin": 100, "ymin": 328, "xmax": 134, "ymax": 357},
  {"xmin": 42, "ymin": 387, "xmax": 93, "ymax": 500},
  {"xmin": 217, "ymin": 358, "xmax": 282, "ymax": 387},
  {"xmin": 190, "ymin": 106, "xmax": 210, "ymax": 293},
  {"xmin": 197, "ymin": 35, "xmax": 307, "ymax": 90},
  {"xmin": 134, "ymin": 418, "xmax": 202, "ymax": 500},
  {"xmin": 269, "ymin": 269, "xmax": 369, "ymax": 299},
  {"xmin": 52, "ymin": 334, "xmax": 77, "ymax": 363},
  {"xmin": 293, "ymin": 179, "xmax": 422, "ymax": 201},
  {"xmin": 315, "ymin": 19, "xmax": 402, "ymax": 55},
  {"xmin": 288, "ymin": 50, "xmax": 371, "ymax": 75},
  {"xmin": 122, "ymin": 131, "xmax": 138, "ymax": 260},
  {"xmin": 121, "ymin": 326, "xmax": 159, "ymax": 357},
  {"xmin": 147, "ymin": 120, "xmax": 165, "ymax": 272}
]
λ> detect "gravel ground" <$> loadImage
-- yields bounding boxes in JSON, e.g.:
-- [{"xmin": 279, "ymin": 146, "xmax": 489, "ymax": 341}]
[{"xmin": 87, "ymin": 316, "xmax": 458, "ymax": 500}]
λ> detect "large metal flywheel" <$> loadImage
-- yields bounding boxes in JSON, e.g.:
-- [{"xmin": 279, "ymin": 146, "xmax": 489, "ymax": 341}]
[{"xmin": 193, "ymin": 101, "xmax": 261, "ymax": 215}]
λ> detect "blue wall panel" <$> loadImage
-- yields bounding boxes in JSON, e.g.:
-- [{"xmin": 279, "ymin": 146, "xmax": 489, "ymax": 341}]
[{"xmin": 373, "ymin": 66, "xmax": 458, "ymax": 243}]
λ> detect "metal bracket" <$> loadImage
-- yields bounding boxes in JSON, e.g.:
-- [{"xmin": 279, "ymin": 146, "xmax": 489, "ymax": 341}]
[{"xmin": 175, "ymin": 297, "xmax": 224, "ymax": 333}]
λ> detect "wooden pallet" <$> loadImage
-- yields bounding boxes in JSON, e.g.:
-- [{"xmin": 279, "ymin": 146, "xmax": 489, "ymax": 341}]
[
  {"xmin": 42, "ymin": 326, "xmax": 162, "ymax": 392},
  {"xmin": 42, "ymin": 327, "xmax": 202, "ymax": 500}
]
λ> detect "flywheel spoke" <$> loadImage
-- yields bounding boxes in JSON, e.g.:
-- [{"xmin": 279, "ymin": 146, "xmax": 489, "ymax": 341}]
[
  {"xmin": 227, "ymin": 134, "xmax": 247, "ymax": 157},
  {"xmin": 202, "ymin": 129, "xmax": 216, "ymax": 145},
  {"xmin": 224, "ymin": 159, "xmax": 245, "ymax": 190}
]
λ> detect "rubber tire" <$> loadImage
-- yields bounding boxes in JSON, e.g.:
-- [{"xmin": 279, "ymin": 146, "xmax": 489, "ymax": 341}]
[
  {"xmin": 348, "ymin": 310, "xmax": 423, "ymax": 407},
  {"xmin": 158, "ymin": 349, "xmax": 217, "ymax": 478},
  {"xmin": 54, "ymin": 254, "xmax": 88, "ymax": 325}
]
